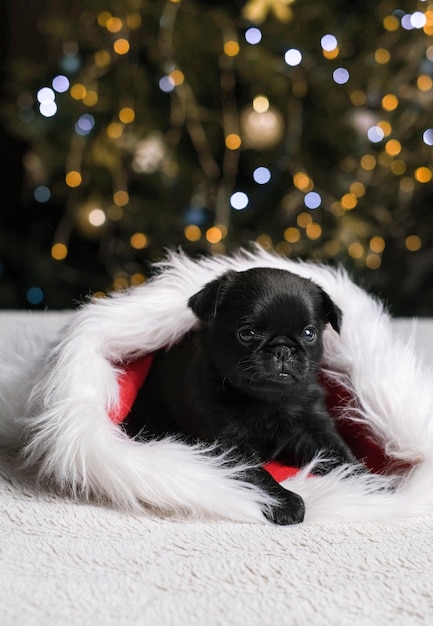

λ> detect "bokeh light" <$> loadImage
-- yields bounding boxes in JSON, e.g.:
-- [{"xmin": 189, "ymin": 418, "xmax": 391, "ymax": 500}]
[
  {"xmin": 423, "ymin": 129, "xmax": 433, "ymax": 145},
  {"xmin": 253, "ymin": 167, "xmax": 271, "ymax": 184},
  {"xmin": 411, "ymin": 12, "xmax": 427, "ymax": 29},
  {"xmin": 375, "ymin": 48, "xmax": 391, "ymax": 64},
  {"xmin": 159, "ymin": 76, "xmax": 175, "ymax": 92},
  {"xmin": 284, "ymin": 49, "xmax": 302, "ymax": 66},
  {"xmin": 253, "ymin": 95, "xmax": 269, "ymax": 113},
  {"xmin": 52, "ymin": 75, "xmax": 70, "ymax": 93},
  {"xmin": 75, "ymin": 114, "xmax": 95, "ymax": 136},
  {"xmin": 184, "ymin": 225, "xmax": 201, "ymax": 242},
  {"xmin": 70, "ymin": 84, "xmax": 87, "ymax": 100},
  {"xmin": 206, "ymin": 227, "xmax": 223, "ymax": 244},
  {"xmin": 27, "ymin": 287, "xmax": 44, "ymax": 305},
  {"xmin": 348, "ymin": 242, "xmax": 364, "ymax": 259},
  {"xmin": 321, "ymin": 34, "xmax": 338, "ymax": 51},
  {"xmin": 382, "ymin": 94, "xmax": 399, "ymax": 111},
  {"xmin": 113, "ymin": 190, "xmax": 129, "ymax": 206},
  {"xmin": 297, "ymin": 212, "xmax": 313, "ymax": 227},
  {"xmin": 341, "ymin": 193, "xmax": 358, "ymax": 210},
  {"xmin": 406, "ymin": 235, "xmax": 422, "ymax": 251},
  {"xmin": 414, "ymin": 167, "xmax": 432, "ymax": 183},
  {"xmin": 304, "ymin": 191, "xmax": 321, "ymax": 209},
  {"xmin": 88, "ymin": 209, "xmax": 106, "ymax": 227},
  {"xmin": 119, "ymin": 107, "xmax": 135, "ymax": 124},
  {"xmin": 333, "ymin": 68, "xmax": 350, "ymax": 84},
  {"xmin": 306, "ymin": 223, "xmax": 322, "ymax": 240},
  {"xmin": 114, "ymin": 39, "xmax": 130, "ymax": 55},
  {"xmin": 51, "ymin": 243, "xmax": 68, "ymax": 260},
  {"xmin": 106, "ymin": 16, "xmax": 122, "ymax": 32},
  {"xmin": 130, "ymin": 232, "xmax": 149, "ymax": 249},
  {"xmin": 5, "ymin": 0, "xmax": 433, "ymax": 314},
  {"xmin": 284, "ymin": 227, "xmax": 300, "ymax": 243},
  {"xmin": 245, "ymin": 28, "xmax": 262, "ymax": 44},
  {"xmin": 370, "ymin": 236, "xmax": 386, "ymax": 253},
  {"xmin": 224, "ymin": 41, "xmax": 240, "ymax": 57},
  {"xmin": 230, "ymin": 191, "xmax": 249, "ymax": 210},
  {"xmin": 37, "ymin": 87, "xmax": 55, "ymax": 103},
  {"xmin": 65, "ymin": 171, "xmax": 82, "ymax": 187},
  {"xmin": 34, "ymin": 186, "xmax": 51, "ymax": 203},
  {"xmin": 293, "ymin": 172, "xmax": 313, "ymax": 192},
  {"xmin": 225, "ymin": 134, "xmax": 242, "ymax": 150},
  {"xmin": 367, "ymin": 126, "xmax": 385, "ymax": 143}
]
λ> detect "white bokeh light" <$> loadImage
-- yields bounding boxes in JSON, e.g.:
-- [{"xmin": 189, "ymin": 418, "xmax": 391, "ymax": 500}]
[
  {"xmin": 304, "ymin": 192, "xmax": 322, "ymax": 209},
  {"xmin": 37, "ymin": 87, "xmax": 55, "ymax": 103},
  {"xmin": 245, "ymin": 28, "xmax": 262, "ymax": 44},
  {"xmin": 423, "ymin": 129, "xmax": 433, "ymax": 146},
  {"xmin": 230, "ymin": 191, "xmax": 249, "ymax": 210},
  {"xmin": 367, "ymin": 126, "xmax": 385, "ymax": 143},
  {"xmin": 411, "ymin": 12, "xmax": 427, "ymax": 29},
  {"xmin": 284, "ymin": 49, "xmax": 302, "ymax": 67},
  {"xmin": 88, "ymin": 209, "xmax": 106, "ymax": 227},
  {"xmin": 401, "ymin": 14, "xmax": 414, "ymax": 30},
  {"xmin": 159, "ymin": 76, "xmax": 175, "ymax": 93},
  {"xmin": 52, "ymin": 75, "xmax": 70, "ymax": 93},
  {"xmin": 253, "ymin": 167, "xmax": 271, "ymax": 184},
  {"xmin": 333, "ymin": 68, "xmax": 350, "ymax": 84},
  {"xmin": 321, "ymin": 34, "xmax": 338, "ymax": 51},
  {"xmin": 39, "ymin": 101, "xmax": 58, "ymax": 117}
]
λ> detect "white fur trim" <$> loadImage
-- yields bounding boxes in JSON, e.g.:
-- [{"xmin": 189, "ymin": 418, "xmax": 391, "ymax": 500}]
[{"xmin": 1, "ymin": 247, "xmax": 433, "ymax": 523}]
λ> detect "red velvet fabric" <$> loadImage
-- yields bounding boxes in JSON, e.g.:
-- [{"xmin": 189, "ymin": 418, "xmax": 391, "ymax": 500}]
[
  {"xmin": 109, "ymin": 356, "xmax": 389, "ymax": 482},
  {"xmin": 110, "ymin": 356, "xmax": 154, "ymax": 425}
]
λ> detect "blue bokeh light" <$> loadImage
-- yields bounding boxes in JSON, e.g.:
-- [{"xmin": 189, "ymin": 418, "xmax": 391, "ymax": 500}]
[
  {"xmin": 60, "ymin": 55, "xmax": 81, "ymax": 74},
  {"xmin": 34, "ymin": 186, "xmax": 51, "ymax": 203},
  {"xmin": 27, "ymin": 287, "xmax": 44, "ymax": 305},
  {"xmin": 75, "ymin": 113, "xmax": 96, "ymax": 136}
]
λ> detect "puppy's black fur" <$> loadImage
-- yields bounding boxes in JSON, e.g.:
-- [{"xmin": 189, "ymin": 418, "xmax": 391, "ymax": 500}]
[{"xmin": 126, "ymin": 268, "xmax": 355, "ymax": 525}]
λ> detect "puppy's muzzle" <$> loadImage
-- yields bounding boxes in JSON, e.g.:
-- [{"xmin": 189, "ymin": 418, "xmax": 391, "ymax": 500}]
[
  {"xmin": 272, "ymin": 345, "xmax": 294, "ymax": 374},
  {"xmin": 270, "ymin": 345, "xmax": 298, "ymax": 375}
]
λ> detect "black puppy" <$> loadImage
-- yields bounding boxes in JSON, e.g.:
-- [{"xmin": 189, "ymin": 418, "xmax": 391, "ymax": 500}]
[{"xmin": 126, "ymin": 268, "xmax": 355, "ymax": 525}]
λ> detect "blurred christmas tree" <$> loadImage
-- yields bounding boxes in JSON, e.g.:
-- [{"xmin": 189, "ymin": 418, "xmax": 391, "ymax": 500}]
[{"xmin": 1, "ymin": 0, "xmax": 433, "ymax": 313}]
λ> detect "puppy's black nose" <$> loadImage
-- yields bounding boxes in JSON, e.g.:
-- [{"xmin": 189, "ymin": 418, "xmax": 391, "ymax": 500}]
[
  {"xmin": 273, "ymin": 346, "xmax": 297, "ymax": 374},
  {"xmin": 274, "ymin": 345, "xmax": 292, "ymax": 360}
]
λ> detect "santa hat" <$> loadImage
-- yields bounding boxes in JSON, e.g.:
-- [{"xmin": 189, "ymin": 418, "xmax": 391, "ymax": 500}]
[{"xmin": 22, "ymin": 247, "xmax": 433, "ymax": 523}]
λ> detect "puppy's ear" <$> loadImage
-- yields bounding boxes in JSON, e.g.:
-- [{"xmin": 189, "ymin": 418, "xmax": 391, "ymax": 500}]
[
  {"xmin": 188, "ymin": 271, "xmax": 237, "ymax": 323},
  {"xmin": 319, "ymin": 288, "xmax": 343, "ymax": 334}
]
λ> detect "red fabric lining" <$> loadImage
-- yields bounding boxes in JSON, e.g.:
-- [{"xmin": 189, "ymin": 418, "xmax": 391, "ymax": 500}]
[
  {"xmin": 109, "ymin": 355, "xmax": 390, "ymax": 482},
  {"xmin": 110, "ymin": 356, "xmax": 154, "ymax": 425}
]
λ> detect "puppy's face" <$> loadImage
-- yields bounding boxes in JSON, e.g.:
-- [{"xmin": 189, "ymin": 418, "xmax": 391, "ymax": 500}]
[{"xmin": 188, "ymin": 268, "xmax": 342, "ymax": 397}]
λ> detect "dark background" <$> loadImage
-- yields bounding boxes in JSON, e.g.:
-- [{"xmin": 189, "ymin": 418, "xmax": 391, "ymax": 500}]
[{"xmin": 1, "ymin": 0, "xmax": 433, "ymax": 315}]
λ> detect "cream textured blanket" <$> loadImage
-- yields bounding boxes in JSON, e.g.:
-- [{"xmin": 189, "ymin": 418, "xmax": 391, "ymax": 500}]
[{"xmin": 1, "ymin": 313, "xmax": 433, "ymax": 625}]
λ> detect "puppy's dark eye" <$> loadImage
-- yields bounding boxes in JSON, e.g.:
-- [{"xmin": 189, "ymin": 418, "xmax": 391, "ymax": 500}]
[
  {"xmin": 302, "ymin": 326, "xmax": 317, "ymax": 343},
  {"xmin": 238, "ymin": 328, "xmax": 256, "ymax": 343}
]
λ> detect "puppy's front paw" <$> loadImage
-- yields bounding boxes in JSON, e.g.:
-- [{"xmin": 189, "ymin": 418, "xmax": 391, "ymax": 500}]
[{"xmin": 264, "ymin": 489, "xmax": 305, "ymax": 526}]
